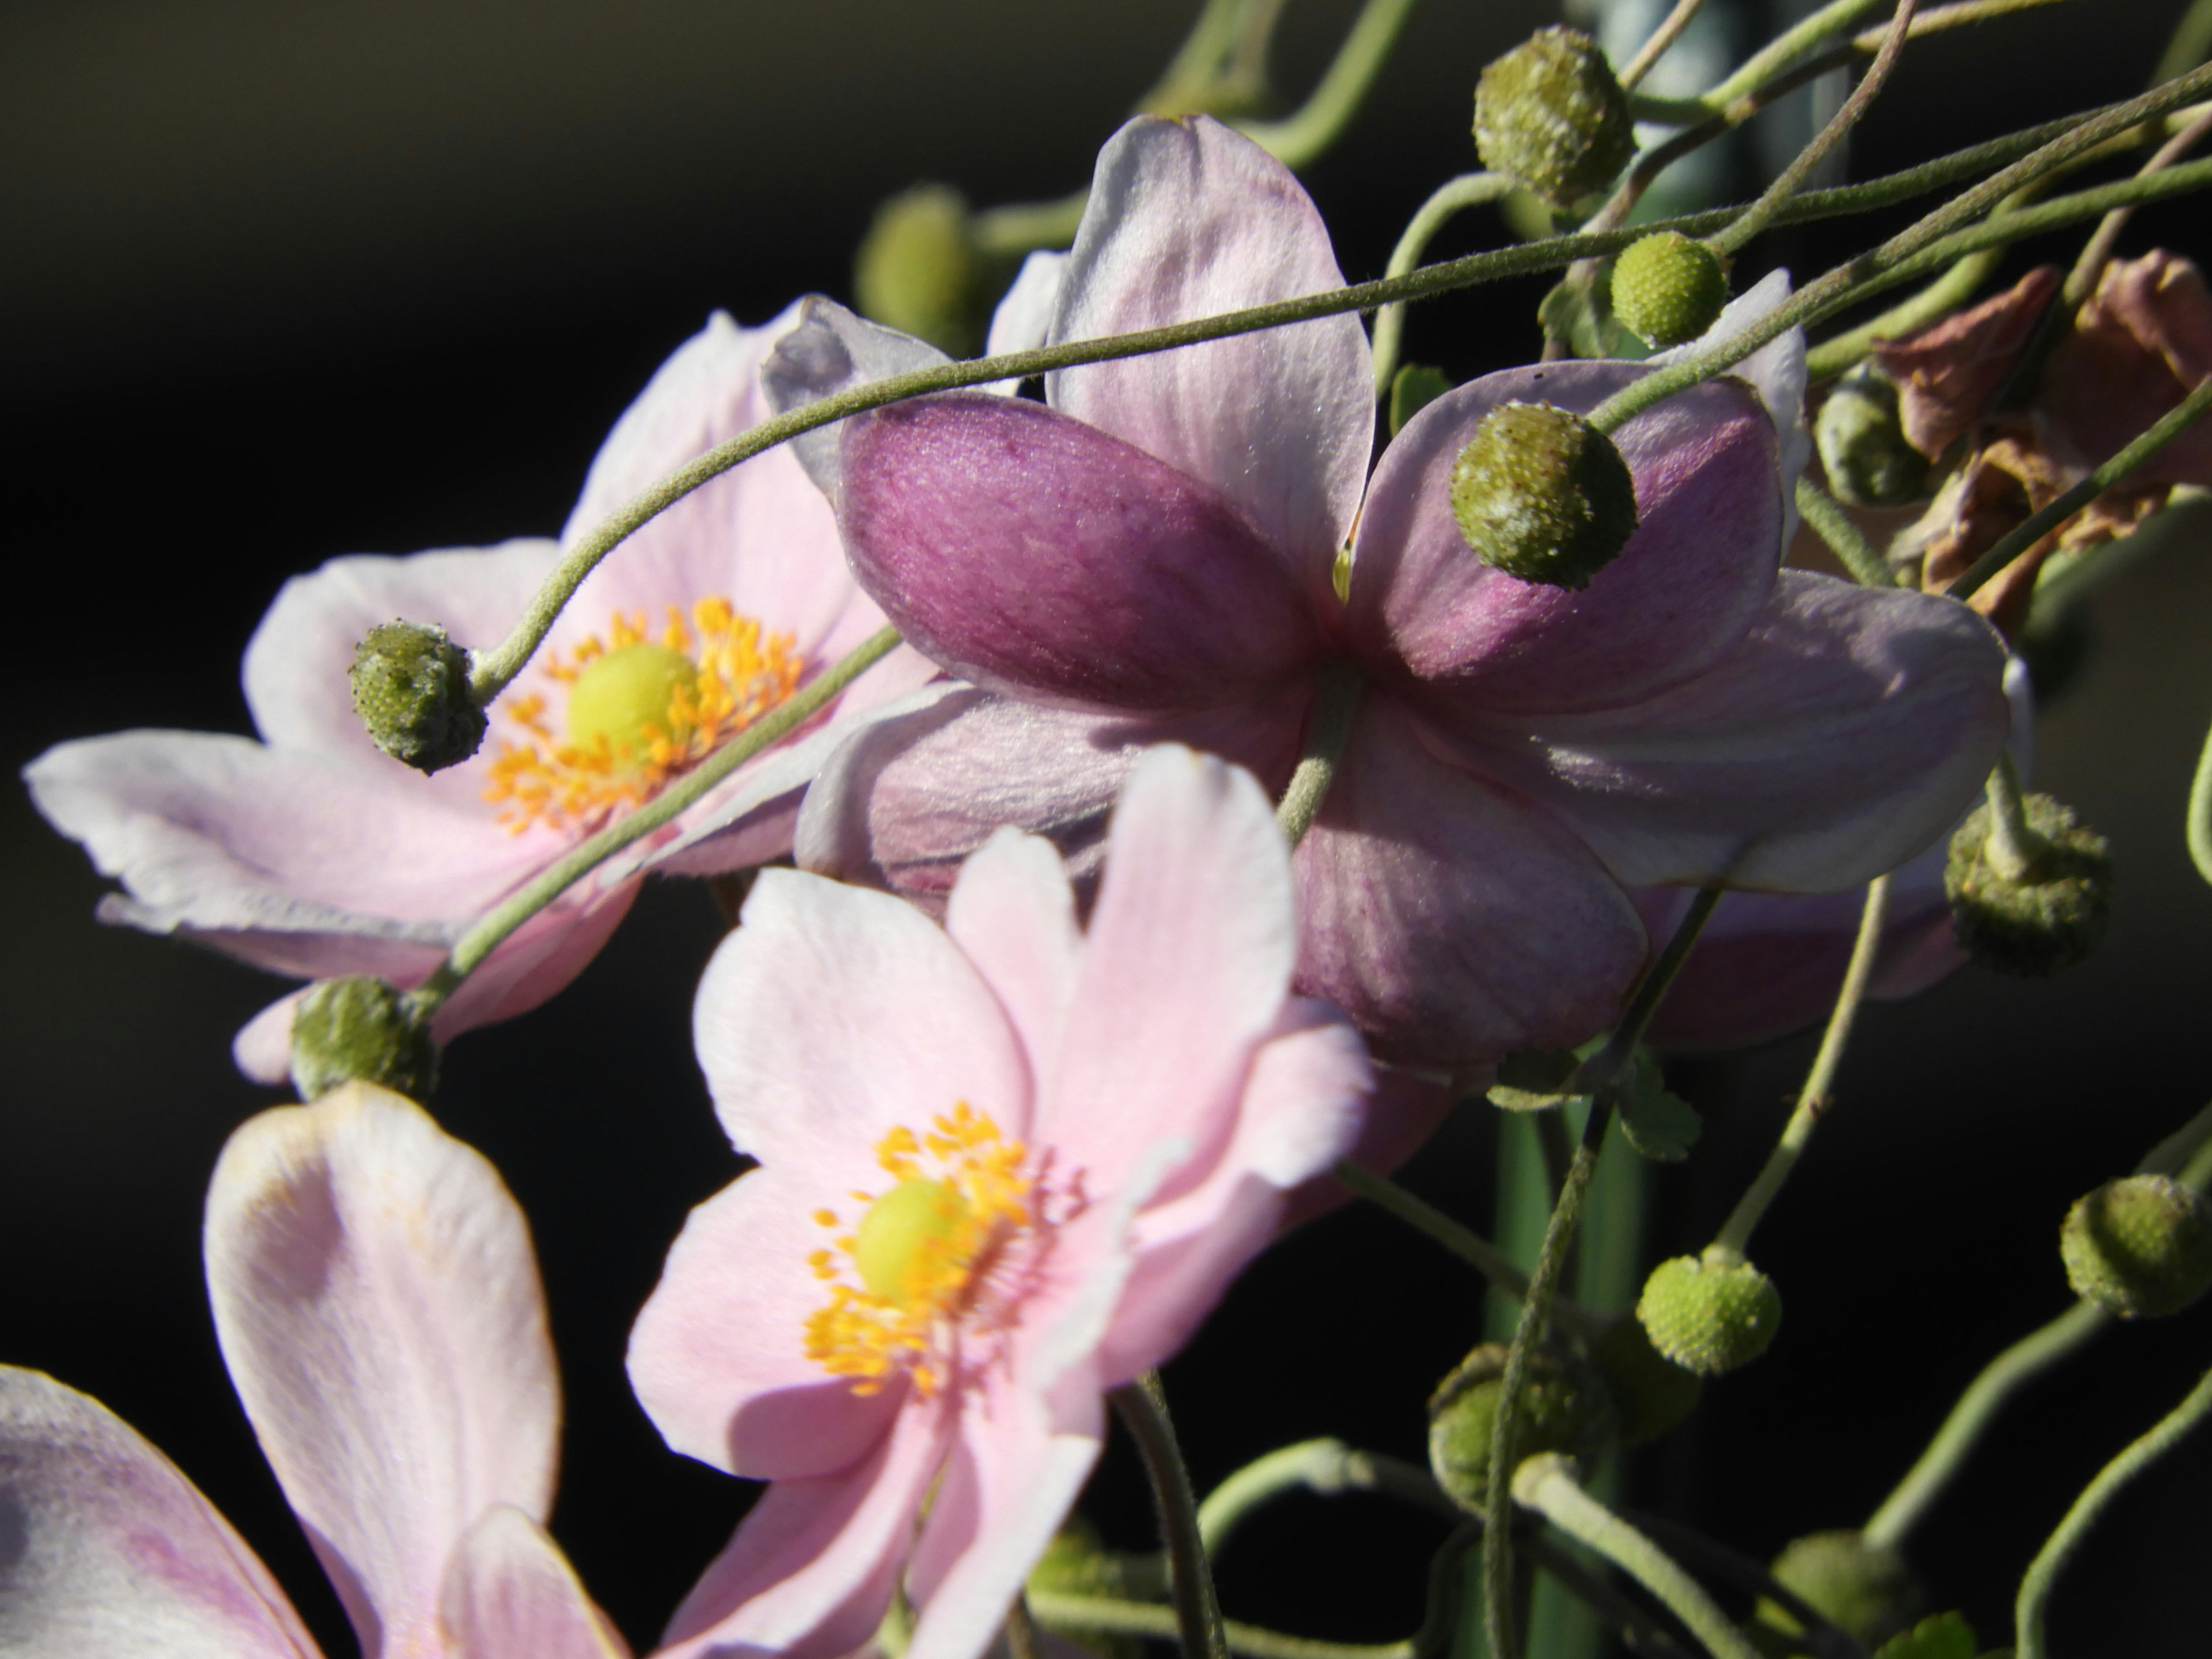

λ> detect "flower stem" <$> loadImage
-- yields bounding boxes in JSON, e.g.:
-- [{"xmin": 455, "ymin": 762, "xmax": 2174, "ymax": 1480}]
[
  {"xmin": 1572, "ymin": 886, "xmax": 1725, "ymax": 1100},
  {"xmin": 1803, "ymin": 247, "xmax": 2001, "ymax": 381},
  {"xmin": 1111, "ymin": 1372, "xmax": 1229, "ymax": 1659},
  {"xmin": 1709, "ymin": 875, "xmax": 1890, "ymax": 1262},
  {"xmin": 2014, "ymin": 1365, "xmax": 2212, "ymax": 1659},
  {"xmin": 1371, "ymin": 173, "xmax": 1514, "ymax": 396},
  {"xmin": 1795, "ymin": 476, "xmax": 1896, "ymax": 585},
  {"xmin": 2064, "ymin": 105, "xmax": 2212, "ymax": 306},
  {"xmin": 1198, "ymin": 1440, "xmax": 1461, "ymax": 1557},
  {"xmin": 1238, "ymin": 0, "xmax": 1424, "ymax": 169},
  {"xmin": 1277, "ymin": 660, "xmax": 1365, "ymax": 846},
  {"xmin": 409, "ymin": 625, "xmax": 902, "ymax": 1017},
  {"xmin": 1979, "ymin": 752, "xmax": 2046, "ymax": 882},
  {"xmin": 1698, "ymin": 0, "xmax": 1899, "ymax": 112},
  {"xmin": 1618, "ymin": 0, "xmax": 1711, "ymax": 90},
  {"xmin": 1510, "ymin": 1457, "xmax": 1766, "ymax": 1659}
]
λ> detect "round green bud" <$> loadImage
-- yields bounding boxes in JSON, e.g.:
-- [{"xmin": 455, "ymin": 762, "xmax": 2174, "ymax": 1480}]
[
  {"xmin": 1757, "ymin": 1531, "xmax": 1922, "ymax": 1647},
  {"xmin": 1636, "ymin": 1249, "xmax": 1782, "ymax": 1376},
  {"xmin": 1589, "ymin": 1316, "xmax": 1703, "ymax": 1444},
  {"xmin": 1815, "ymin": 368, "xmax": 1931, "ymax": 508},
  {"xmin": 855, "ymin": 183, "xmax": 985, "ymax": 357},
  {"xmin": 1943, "ymin": 794, "xmax": 2113, "ymax": 978},
  {"xmin": 1609, "ymin": 232, "xmax": 1729, "ymax": 349},
  {"xmin": 350, "ymin": 620, "xmax": 486, "ymax": 775},
  {"xmin": 1450, "ymin": 402, "xmax": 1639, "ymax": 590},
  {"xmin": 2061, "ymin": 1175, "xmax": 2212, "ymax": 1318},
  {"xmin": 1474, "ymin": 27, "xmax": 1636, "ymax": 207},
  {"xmin": 290, "ymin": 976, "xmax": 439, "ymax": 1103},
  {"xmin": 1427, "ymin": 1341, "xmax": 1619, "ymax": 1512}
]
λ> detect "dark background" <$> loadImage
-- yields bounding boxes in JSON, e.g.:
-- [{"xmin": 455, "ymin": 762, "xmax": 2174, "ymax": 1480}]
[{"xmin": 5, "ymin": 0, "xmax": 2210, "ymax": 1653}]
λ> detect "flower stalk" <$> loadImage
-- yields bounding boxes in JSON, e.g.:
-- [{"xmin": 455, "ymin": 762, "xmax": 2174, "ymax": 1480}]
[
  {"xmin": 1275, "ymin": 660, "xmax": 1365, "ymax": 846},
  {"xmin": 1111, "ymin": 1372, "xmax": 1231, "ymax": 1659}
]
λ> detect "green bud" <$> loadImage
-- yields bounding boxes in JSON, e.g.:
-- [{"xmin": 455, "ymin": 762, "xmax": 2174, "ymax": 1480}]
[
  {"xmin": 1636, "ymin": 1248, "xmax": 1781, "ymax": 1375},
  {"xmin": 1815, "ymin": 369, "xmax": 1932, "ymax": 508},
  {"xmin": 1450, "ymin": 402, "xmax": 1639, "ymax": 589},
  {"xmin": 290, "ymin": 976, "xmax": 439, "ymax": 1103},
  {"xmin": 855, "ymin": 183, "xmax": 986, "ymax": 358},
  {"xmin": 1589, "ymin": 1316, "xmax": 1703, "ymax": 1444},
  {"xmin": 1028, "ymin": 1517, "xmax": 1142, "ymax": 1659},
  {"xmin": 1389, "ymin": 363, "xmax": 1453, "ymax": 438},
  {"xmin": 2061, "ymin": 1174, "xmax": 2212, "ymax": 1317},
  {"xmin": 350, "ymin": 621, "xmax": 486, "ymax": 775},
  {"xmin": 1943, "ymin": 793, "xmax": 2113, "ymax": 977},
  {"xmin": 1609, "ymin": 232, "xmax": 1729, "ymax": 349},
  {"xmin": 1872, "ymin": 1612, "xmax": 1979, "ymax": 1659},
  {"xmin": 1427, "ymin": 1341, "xmax": 1619, "ymax": 1512},
  {"xmin": 1757, "ymin": 1531, "xmax": 1922, "ymax": 1647},
  {"xmin": 1474, "ymin": 27, "xmax": 1636, "ymax": 207}
]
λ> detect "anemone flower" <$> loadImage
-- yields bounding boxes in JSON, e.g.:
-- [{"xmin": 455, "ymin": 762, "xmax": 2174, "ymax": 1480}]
[
  {"xmin": 763, "ymin": 115, "xmax": 2012, "ymax": 1078},
  {"xmin": 25, "ymin": 305, "xmax": 936, "ymax": 1084},
  {"xmin": 0, "ymin": 1082, "xmax": 624, "ymax": 1658},
  {"xmin": 626, "ymin": 745, "xmax": 1373, "ymax": 1659}
]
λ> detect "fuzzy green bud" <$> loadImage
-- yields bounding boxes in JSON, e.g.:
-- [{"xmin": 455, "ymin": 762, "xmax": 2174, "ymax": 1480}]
[
  {"xmin": 1474, "ymin": 27, "xmax": 1636, "ymax": 207},
  {"xmin": 1816, "ymin": 368, "xmax": 1932, "ymax": 508},
  {"xmin": 1589, "ymin": 1316, "xmax": 1703, "ymax": 1444},
  {"xmin": 1636, "ymin": 1248, "xmax": 1781, "ymax": 1375},
  {"xmin": 2060, "ymin": 1174, "xmax": 2212, "ymax": 1317},
  {"xmin": 855, "ymin": 183, "xmax": 986, "ymax": 358},
  {"xmin": 1757, "ymin": 1531, "xmax": 1923, "ymax": 1647},
  {"xmin": 350, "ymin": 621, "xmax": 486, "ymax": 775},
  {"xmin": 290, "ymin": 976, "xmax": 439, "ymax": 1103},
  {"xmin": 1609, "ymin": 232, "xmax": 1729, "ymax": 349},
  {"xmin": 1944, "ymin": 793, "xmax": 2113, "ymax": 977},
  {"xmin": 1450, "ymin": 402, "xmax": 1639, "ymax": 589},
  {"xmin": 1427, "ymin": 1342, "xmax": 1619, "ymax": 1511}
]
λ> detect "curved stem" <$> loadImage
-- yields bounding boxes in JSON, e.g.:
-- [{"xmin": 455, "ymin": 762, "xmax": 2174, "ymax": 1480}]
[
  {"xmin": 1277, "ymin": 661, "xmax": 1365, "ymax": 846},
  {"xmin": 2154, "ymin": 0, "xmax": 2212, "ymax": 85},
  {"xmin": 1796, "ymin": 475, "xmax": 1896, "ymax": 585},
  {"xmin": 1112, "ymin": 1373, "xmax": 1229, "ymax": 1659},
  {"xmin": 2063, "ymin": 104, "xmax": 2212, "ymax": 306},
  {"xmin": 1710, "ymin": 875, "xmax": 1890, "ymax": 1261},
  {"xmin": 1238, "ymin": 0, "xmax": 1423, "ymax": 169},
  {"xmin": 1030, "ymin": 1591, "xmax": 1412, "ymax": 1659},
  {"xmin": 1698, "ymin": 0, "xmax": 1897, "ymax": 113},
  {"xmin": 1804, "ymin": 247, "xmax": 2001, "ymax": 381},
  {"xmin": 1618, "ymin": 0, "xmax": 1711, "ymax": 90},
  {"xmin": 1370, "ymin": 172, "xmax": 1514, "ymax": 395},
  {"xmin": 1510, "ymin": 1457, "xmax": 1766, "ymax": 1659},
  {"xmin": 1198, "ymin": 1440, "xmax": 1462, "ymax": 1557},
  {"xmin": 1616, "ymin": 1505, "xmax": 1871, "ymax": 1656},
  {"xmin": 2014, "ymin": 1366, "xmax": 2212, "ymax": 1659}
]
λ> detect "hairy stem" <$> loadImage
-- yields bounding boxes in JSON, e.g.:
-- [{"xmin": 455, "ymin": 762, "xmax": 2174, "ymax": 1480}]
[
  {"xmin": 1371, "ymin": 172, "xmax": 1514, "ymax": 395},
  {"xmin": 1112, "ymin": 1373, "xmax": 1229, "ymax": 1659},
  {"xmin": 1796, "ymin": 476, "xmax": 1897, "ymax": 584},
  {"xmin": 1277, "ymin": 660, "xmax": 1366, "ymax": 845},
  {"xmin": 1240, "ymin": 0, "xmax": 1425, "ymax": 168},
  {"xmin": 1198, "ymin": 1440, "xmax": 1461, "ymax": 1557},
  {"xmin": 1618, "ymin": 0, "xmax": 1711, "ymax": 89}
]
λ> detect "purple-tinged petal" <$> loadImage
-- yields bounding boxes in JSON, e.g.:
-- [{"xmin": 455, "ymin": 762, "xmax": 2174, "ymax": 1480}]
[
  {"xmin": 0, "ymin": 1367, "xmax": 320, "ymax": 1659},
  {"xmin": 945, "ymin": 827, "xmax": 1085, "ymax": 1089},
  {"xmin": 1291, "ymin": 699, "xmax": 1647, "ymax": 1074},
  {"xmin": 1652, "ymin": 270, "xmax": 1810, "ymax": 497},
  {"xmin": 761, "ymin": 296, "xmax": 952, "ymax": 505},
  {"xmin": 1349, "ymin": 368, "xmax": 1783, "ymax": 717},
  {"xmin": 837, "ymin": 394, "xmax": 1323, "ymax": 709},
  {"xmin": 1047, "ymin": 116, "xmax": 1371, "ymax": 598},
  {"xmin": 1457, "ymin": 571, "xmax": 2010, "ymax": 891},
  {"xmin": 439, "ymin": 1506, "xmax": 630, "ymax": 1659},
  {"xmin": 204, "ymin": 1085, "xmax": 559, "ymax": 1658}
]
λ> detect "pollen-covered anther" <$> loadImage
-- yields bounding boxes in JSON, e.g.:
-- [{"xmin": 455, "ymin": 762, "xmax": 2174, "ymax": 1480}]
[{"xmin": 483, "ymin": 596, "xmax": 805, "ymax": 834}]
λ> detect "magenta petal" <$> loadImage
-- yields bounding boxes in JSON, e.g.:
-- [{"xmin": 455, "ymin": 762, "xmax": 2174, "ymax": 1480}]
[
  {"xmin": 1291, "ymin": 699, "xmax": 1647, "ymax": 1073},
  {"xmin": 838, "ymin": 393, "xmax": 1323, "ymax": 709},
  {"xmin": 1349, "ymin": 366, "xmax": 1782, "ymax": 716},
  {"xmin": 440, "ymin": 1506, "xmax": 630, "ymax": 1659}
]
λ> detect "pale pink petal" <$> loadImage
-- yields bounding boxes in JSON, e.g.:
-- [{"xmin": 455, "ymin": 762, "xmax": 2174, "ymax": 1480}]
[
  {"xmin": 657, "ymin": 1405, "xmax": 956, "ymax": 1659},
  {"xmin": 627, "ymin": 1169, "xmax": 907, "ymax": 1482},
  {"xmin": 694, "ymin": 868, "xmax": 1034, "ymax": 1171},
  {"xmin": 1291, "ymin": 699, "xmax": 1647, "ymax": 1074},
  {"xmin": 0, "ymin": 1368, "xmax": 320, "ymax": 1659},
  {"xmin": 1651, "ymin": 269, "xmax": 1810, "ymax": 497},
  {"xmin": 439, "ymin": 1506, "xmax": 630, "ymax": 1659},
  {"xmin": 204, "ymin": 1085, "xmax": 559, "ymax": 1658},
  {"xmin": 983, "ymin": 251, "xmax": 1070, "ymax": 392},
  {"xmin": 234, "ymin": 990, "xmax": 310, "ymax": 1085},
  {"xmin": 1279, "ymin": 1065, "xmax": 1461, "ymax": 1231},
  {"xmin": 760, "ymin": 295, "xmax": 953, "ymax": 505},
  {"xmin": 835, "ymin": 393, "xmax": 1324, "ymax": 709},
  {"xmin": 1463, "ymin": 572, "xmax": 2010, "ymax": 891},
  {"xmin": 1047, "ymin": 116, "xmax": 1371, "ymax": 598},
  {"xmin": 1348, "ymin": 367, "xmax": 1783, "ymax": 717},
  {"xmin": 944, "ymin": 827, "xmax": 1085, "ymax": 1087}
]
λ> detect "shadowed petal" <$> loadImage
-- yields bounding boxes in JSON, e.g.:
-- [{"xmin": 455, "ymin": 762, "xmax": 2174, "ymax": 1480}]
[
  {"xmin": 983, "ymin": 252, "xmax": 1070, "ymax": 392},
  {"xmin": 439, "ymin": 1506, "xmax": 630, "ymax": 1659},
  {"xmin": 761, "ymin": 296, "xmax": 953, "ymax": 503}
]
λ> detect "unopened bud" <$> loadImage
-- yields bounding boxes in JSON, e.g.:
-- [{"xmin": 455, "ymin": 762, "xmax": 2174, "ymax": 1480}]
[
  {"xmin": 1589, "ymin": 1316, "xmax": 1703, "ymax": 1444},
  {"xmin": 1427, "ymin": 1341, "xmax": 1619, "ymax": 1511},
  {"xmin": 1474, "ymin": 27, "xmax": 1636, "ymax": 207},
  {"xmin": 350, "ymin": 621, "xmax": 486, "ymax": 774},
  {"xmin": 1636, "ymin": 1248, "xmax": 1781, "ymax": 1375},
  {"xmin": 1450, "ymin": 402, "xmax": 1639, "ymax": 589},
  {"xmin": 1609, "ymin": 232, "xmax": 1729, "ymax": 349},
  {"xmin": 854, "ymin": 183, "xmax": 986, "ymax": 357},
  {"xmin": 290, "ymin": 976, "xmax": 440, "ymax": 1103},
  {"xmin": 1944, "ymin": 793, "xmax": 2112, "ymax": 977},
  {"xmin": 1758, "ymin": 1531, "xmax": 1923, "ymax": 1647},
  {"xmin": 1816, "ymin": 368, "xmax": 1933, "ymax": 508},
  {"xmin": 2061, "ymin": 1174, "xmax": 2212, "ymax": 1317}
]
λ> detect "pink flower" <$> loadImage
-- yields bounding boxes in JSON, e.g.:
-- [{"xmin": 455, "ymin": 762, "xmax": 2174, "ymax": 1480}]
[
  {"xmin": 625, "ymin": 745, "xmax": 1373, "ymax": 1659},
  {"xmin": 768, "ymin": 116, "xmax": 2013, "ymax": 1077},
  {"xmin": 24, "ymin": 306, "xmax": 935, "ymax": 1084},
  {"xmin": 0, "ymin": 1083, "xmax": 626, "ymax": 1657}
]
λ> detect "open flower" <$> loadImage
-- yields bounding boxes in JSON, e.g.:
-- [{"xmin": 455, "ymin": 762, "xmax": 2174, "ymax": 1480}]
[
  {"xmin": 0, "ymin": 1082, "xmax": 624, "ymax": 1657},
  {"xmin": 626, "ymin": 745, "xmax": 1372, "ymax": 1659},
  {"xmin": 24, "ymin": 306, "xmax": 934, "ymax": 1083},
  {"xmin": 768, "ymin": 115, "xmax": 2012, "ymax": 1077}
]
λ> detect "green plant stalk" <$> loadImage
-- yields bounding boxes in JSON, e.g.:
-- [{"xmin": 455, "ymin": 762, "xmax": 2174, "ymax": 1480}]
[
  {"xmin": 1372, "ymin": 173, "xmax": 1514, "ymax": 396},
  {"xmin": 1796, "ymin": 475, "xmax": 1897, "ymax": 584},
  {"xmin": 1510, "ymin": 1457, "xmax": 1766, "ymax": 1659},
  {"xmin": 1198, "ymin": 1440, "xmax": 1462, "ymax": 1557},
  {"xmin": 1709, "ymin": 874, "xmax": 1891, "ymax": 1260},
  {"xmin": 2154, "ymin": 0, "xmax": 2212, "ymax": 85},
  {"xmin": 1239, "ymin": 0, "xmax": 1424, "ymax": 168},
  {"xmin": 1804, "ymin": 248, "xmax": 2000, "ymax": 380},
  {"xmin": 1978, "ymin": 751, "xmax": 2044, "ymax": 881},
  {"xmin": 1696, "ymin": 0, "xmax": 1899, "ymax": 112},
  {"xmin": 1335, "ymin": 1160, "xmax": 1540, "ymax": 1305},
  {"xmin": 1572, "ymin": 886, "xmax": 1724, "ymax": 1097},
  {"xmin": 1619, "ymin": 0, "xmax": 1711, "ymax": 89},
  {"xmin": 2014, "ymin": 1366, "xmax": 2212, "ymax": 1659},
  {"xmin": 1277, "ymin": 661, "xmax": 1366, "ymax": 844},
  {"xmin": 1112, "ymin": 1373, "xmax": 1230, "ymax": 1659}
]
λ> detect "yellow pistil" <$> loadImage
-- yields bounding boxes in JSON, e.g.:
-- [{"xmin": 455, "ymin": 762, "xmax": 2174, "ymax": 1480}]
[
  {"xmin": 482, "ymin": 597, "xmax": 806, "ymax": 834},
  {"xmin": 806, "ymin": 1104, "xmax": 1033, "ymax": 1398}
]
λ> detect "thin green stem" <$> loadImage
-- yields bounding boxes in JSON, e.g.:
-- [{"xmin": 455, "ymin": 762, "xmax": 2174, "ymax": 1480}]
[
  {"xmin": 1512, "ymin": 1457, "xmax": 1766, "ymax": 1659},
  {"xmin": 2065, "ymin": 105, "xmax": 2212, "ymax": 307},
  {"xmin": 2015, "ymin": 1366, "xmax": 2212, "ymax": 1659},
  {"xmin": 1698, "ymin": 0, "xmax": 1896, "ymax": 112},
  {"xmin": 2154, "ymin": 0, "xmax": 2212, "ymax": 85},
  {"xmin": 1146, "ymin": 0, "xmax": 1259, "ymax": 109},
  {"xmin": 408, "ymin": 624, "xmax": 902, "ymax": 1016},
  {"xmin": 1371, "ymin": 173, "xmax": 1514, "ymax": 395},
  {"xmin": 1979, "ymin": 752, "xmax": 2045, "ymax": 881},
  {"xmin": 1277, "ymin": 661, "xmax": 1365, "ymax": 846},
  {"xmin": 1619, "ymin": 0, "xmax": 1711, "ymax": 89},
  {"xmin": 2141, "ymin": 1101, "xmax": 2212, "ymax": 1183},
  {"xmin": 1238, "ymin": 0, "xmax": 1423, "ymax": 168},
  {"xmin": 1804, "ymin": 248, "xmax": 2001, "ymax": 380},
  {"xmin": 1710, "ymin": 875, "xmax": 1890, "ymax": 1260},
  {"xmin": 1030, "ymin": 1591, "xmax": 1413, "ymax": 1659},
  {"xmin": 1574, "ymin": 887, "xmax": 1724, "ymax": 1099},
  {"xmin": 1112, "ymin": 1373, "xmax": 1229, "ymax": 1659},
  {"xmin": 1198, "ymin": 1440, "xmax": 1461, "ymax": 1557},
  {"xmin": 1796, "ymin": 475, "xmax": 1897, "ymax": 584}
]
